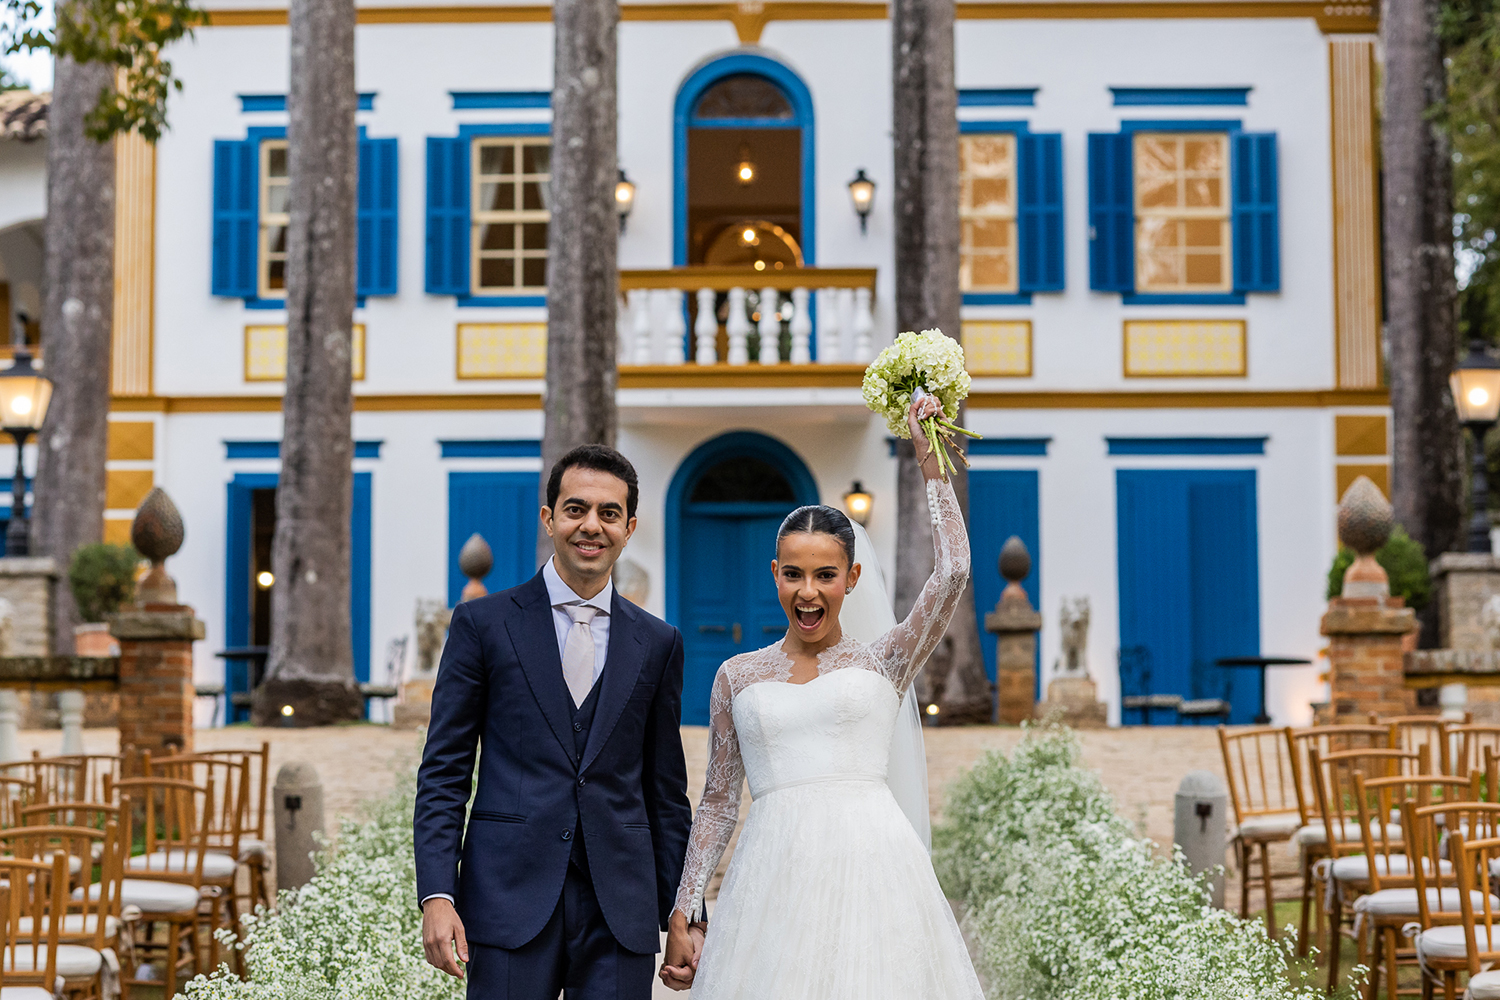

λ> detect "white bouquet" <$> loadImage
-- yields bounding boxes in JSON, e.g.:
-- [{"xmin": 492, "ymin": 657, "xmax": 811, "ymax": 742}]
[{"xmin": 861, "ymin": 329, "xmax": 980, "ymax": 479}]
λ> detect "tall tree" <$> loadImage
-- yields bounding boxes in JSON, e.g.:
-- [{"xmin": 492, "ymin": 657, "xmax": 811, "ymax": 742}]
[
  {"xmin": 32, "ymin": 51, "xmax": 114, "ymax": 653},
  {"xmin": 1385, "ymin": 0, "xmax": 1464, "ymax": 569},
  {"xmin": 252, "ymin": 0, "xmax": 360, "ymax": 724},
  {"xmin": 891, "ymin": 0, "xmax": 991, "ymax": 723},
  {"xmin": 537, "ymin": 0, "xmax": 619, "ymax": 564}
]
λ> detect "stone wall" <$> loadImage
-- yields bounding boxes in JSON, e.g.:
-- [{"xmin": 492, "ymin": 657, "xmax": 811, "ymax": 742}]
[
  {"xmin": 0, "ymin": 557, "xmax": 58, "ymax": 728},
  {"xmin": 1322, "ymin": 597, "xmax": 1420, "ymax": 720},
  {"xmin": 1431, "ymin": 554, "xmax": 1500, "ymax": 720}
]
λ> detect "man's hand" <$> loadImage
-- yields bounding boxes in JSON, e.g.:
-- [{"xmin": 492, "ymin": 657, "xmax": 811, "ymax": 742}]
[
  {"xmin": 422, "ymin": 898, "xmax": 469, "ymax": 978},
  {"xmin": 659, "ymin": 912, "xmax": 706, "ymax": 991}
]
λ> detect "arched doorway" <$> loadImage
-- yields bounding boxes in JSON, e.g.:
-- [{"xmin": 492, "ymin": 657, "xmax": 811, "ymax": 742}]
[{"xmin": 666, "ymin": 432, "xmax": 818, "ymax": 725}]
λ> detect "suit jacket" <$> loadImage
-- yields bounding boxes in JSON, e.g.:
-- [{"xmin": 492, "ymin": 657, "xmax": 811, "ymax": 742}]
[{"xmin": 414, "ymin": 571, "xmax": 693, "ymax": 954}]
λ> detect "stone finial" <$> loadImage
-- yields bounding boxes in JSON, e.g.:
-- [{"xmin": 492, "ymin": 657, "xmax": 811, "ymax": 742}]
[
  {"xmin": 131, "ymin": 487, "xmax": 185, "ymax": 606},
  {"xmin": 458, "ymin": 533, "xmax": 493, "ymax": 603},
  {"xmin": 999, "ymin": 536, "xmax": 1031, "ymax": 598},
  {"xmin": 1337, "ymin": 475, "xmax": 1393, "ymax": 599}
]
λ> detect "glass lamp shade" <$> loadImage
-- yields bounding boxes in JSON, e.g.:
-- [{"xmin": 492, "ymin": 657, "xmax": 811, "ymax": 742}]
[
  {"xmin": 844, "ymin": 481, "xmax": 873, "ymax": 526},
  {"xmin": 0, "ymin": 352, "xmax": 52, "ymax": 433},
  {"xmin": 735, "ymin": 143, "xmax": 756, "ymax": 186},
  {"xmin": 614, "ymin": 169, "xmax": 635, "ymax": 220},
  {"xmin": 848, "ymin": 169, "xmax": 876, "ymax": 219},
  {"xmin": 1451, "ymin": 343, "xmax": 1500, "ymax": 424}
]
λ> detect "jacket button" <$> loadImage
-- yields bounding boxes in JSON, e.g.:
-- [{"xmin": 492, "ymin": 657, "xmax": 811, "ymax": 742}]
[
  {"xmin": 573, "ymin": 722, "xmax": 582, "ymax": 732},
  {"xmin": 561, "ymin": 830, "xmax": 572, "ymax": 841},
  {"xmin": 578, "ymin": 776, "xmax": 586, "ymax": 786}
]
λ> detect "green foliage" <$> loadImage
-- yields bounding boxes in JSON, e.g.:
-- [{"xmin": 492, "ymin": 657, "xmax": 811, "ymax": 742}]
[
  {"xmin": 67, "ymin": 543, "xmax": 140, "ymax": 623},
  {"xmin": 1325, "ymin": 524, "xmax": 1432, "ymax": 609},
  {"xmin": 932, "ymin": 723, "xmax": 1359, "ymax": 1000},
  {"xmin": 0, "ymin": 62, "xmax": 28, "ymax": 91},
  {"xmin": 1441, "ymin": 0, "xmax": 1500, "ymax": 344},
  {"xmin": 2, "ymin": 0, "xmax": 206, "ymax": 142}
]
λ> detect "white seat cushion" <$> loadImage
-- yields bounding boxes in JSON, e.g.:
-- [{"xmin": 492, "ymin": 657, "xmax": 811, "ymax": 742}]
[
  {"xmin": 14, "ymin": 913, "xmax": 122, "ymax": 938},
  {"xmin": 128, "ymin": 850, "xmax": 236, "ymax": 880},
  {"xmin": 208, "ymin": 837, "xmax": 267, "ymax": 863},
  {"xmin": 1296, "ymin": 821, "xmax": 1398, "ymax": 847},
  {"xmin": 1469, "ymin": 969, "xmax": 1500, "ymax": 999},
  {"xmin": 1236, "ymin": 814, "xmax": 1302, "ymax": 841},
  {"xmin": 1351, "ymin": 887, "xmax": 1495, "ymax": 917},
  {"xmin": 6, "ymin": 943, "xmax": 103, "ymax": 978},
  {"xmin": 1, "ymin": 987, "xmax": 55, "ymax": 1000},
  {"xmin": 1331, "ymin": 853, "xmax": 1451, "ymax": 884},
  {"xmin": 1416, "ymin": 924, "xmax": 1496, "ymax": 960},
  {"xmin": 73, "ymin": 879, "xmax": 198, "ymax": 915}
]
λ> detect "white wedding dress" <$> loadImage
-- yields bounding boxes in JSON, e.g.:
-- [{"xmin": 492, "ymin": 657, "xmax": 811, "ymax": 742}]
[{"xmin": 673, "ymin": 478, "xmax": 984, "ymax": 999}]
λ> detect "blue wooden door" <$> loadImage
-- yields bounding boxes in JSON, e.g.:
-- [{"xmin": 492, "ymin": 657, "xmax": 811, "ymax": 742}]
[
  {"xmin": 968, "ymin": 470, "xmax": 1041, "ymax": 693},
  {"xmin": 1116, "ymin": 469, "xmax": 1261, "ymax": 724},
  {"xmin": 447, "ymin": 472, "xmax": 540, "ymax": 605}
]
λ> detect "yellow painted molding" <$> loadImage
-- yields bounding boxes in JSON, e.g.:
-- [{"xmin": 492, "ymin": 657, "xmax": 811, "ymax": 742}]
[
  {"xmin": 106, "ymin": 421, "xmax": 155, "ymax": 462},
  {"xmin": 1329, "ymin": 38, "xmax": 1383, "ymax": 388},
  {"xmin": 105, "ymin": 469, "xmax": 154, "ymax": 510},
  {"xmin": 620, "ymin": 265, "xmax": 877, "ymax": 293},
  {"xmin": 968, "ymin": 388, "xmax": 1390, "ymax": 409},
  {"xmin": 1123, "ymin": 319, "xmax": 1247, "ymax": 378},
  {"xmin": 1335, "ymin": 461, "xmax": 1389, "ymax": 499},
  {"xmin": 112, "ymin": 393, "xmax": 543, "ymax": 413},
  {"xmin": 617, "ymin": 363, "xmax": 867, "ymax": 388},
  {"xmin": 102, "ymin": 519, "xmax": 134, "ymax": 545},
  {"xmin": 111, "ymin": 132, "xmax": 155, "ymax": 397},
  {"xmin": 1334, "ymin": 413, "xmax": 1388, "ymax": 456}
]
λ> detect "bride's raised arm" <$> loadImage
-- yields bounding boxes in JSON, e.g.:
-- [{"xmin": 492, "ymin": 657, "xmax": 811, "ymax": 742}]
[
  {"xmin": 867, "ymin": 407, "xmax": 972, "ymax": 695},
  {"xmin": 672, "ymin": 664, "xmax": 744, "ymax": 923}
]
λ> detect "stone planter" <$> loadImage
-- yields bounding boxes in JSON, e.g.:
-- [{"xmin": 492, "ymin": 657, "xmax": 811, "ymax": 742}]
[{"xmin": 74, "ymin": 622, "xmax": 119, "ymax": 657}]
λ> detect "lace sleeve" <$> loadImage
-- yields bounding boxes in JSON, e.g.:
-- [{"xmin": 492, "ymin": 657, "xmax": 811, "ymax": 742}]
[
  {"xmin": 867, "ymin": 477, "xmax": 971, "ymax": 695},
  {"xmin": 672, "ymin": 663, "xmax": 744, "ymax": 923}
]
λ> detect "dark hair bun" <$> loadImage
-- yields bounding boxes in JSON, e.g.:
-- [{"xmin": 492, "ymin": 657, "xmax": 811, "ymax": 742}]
[{"xmin": 776, "ymin": 505, "xmax": 856, "ymax": 566}]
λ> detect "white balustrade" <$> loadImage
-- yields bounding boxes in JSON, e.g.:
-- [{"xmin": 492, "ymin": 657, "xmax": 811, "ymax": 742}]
[
  {"xmin": 789, "ymin": 287, "xmax": 812, "ymax": 364},
  {"xmin": 851, "ymin": 287, "xmax": 874, "ymax": 363},
  {"xmin": 817, "ymin": 287, "xmax": 843, "ymax": 362},
  {"xmin": 629, "ymin": 289, "xmax": 653, "ymax": 366},
  {"xmin": 758, "ymin": 287, "xmax": 781, "ymax": 365},
  {"xmin": 694, "ymin": 287, "xmax": 718, "ymax": 364},
  {"xmin": 726, "ymin": 287, "xmax": 751, "ymax": 365}
]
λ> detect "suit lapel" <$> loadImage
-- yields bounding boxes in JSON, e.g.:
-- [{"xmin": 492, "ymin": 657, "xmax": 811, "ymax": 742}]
[
  {"xmin": 580, "ymin": 592, "xmax": 647, "ymax": 771},
  {"xmin": 506, "ymin": 573, "xmax": 578, "ymax": 764}
]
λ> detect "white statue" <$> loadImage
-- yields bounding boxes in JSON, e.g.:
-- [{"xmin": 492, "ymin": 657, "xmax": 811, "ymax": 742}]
[
  {"xmin": 1055, "ymin": 597, "xmax": 1091, "ymax": 676},
  {"xmin": 414, "ymin": 599, "xmax": 452, "ymax": 679},
  {"xmin": 1482, "ymin": 594, "xmax": 1500, "ymax": 650}
]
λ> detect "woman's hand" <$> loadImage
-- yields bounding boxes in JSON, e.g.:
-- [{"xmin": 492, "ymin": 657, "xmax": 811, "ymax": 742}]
[
  {"xmin": 661, "ymin": 910, "xmax": 705, "ymax": 991},
  {"xmin": 907, "ymin": 391, "xmax": 944, "ymax": 477}
]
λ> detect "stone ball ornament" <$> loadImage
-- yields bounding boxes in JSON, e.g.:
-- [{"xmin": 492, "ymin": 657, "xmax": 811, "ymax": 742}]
[
  {"xmin": 458, "ymin": 532, "xmax": 494, "ymax": 582},
  {"xmin": 131, "ymin": 487, "xmax": 186, "ymax": 606},
  {"xmin": 999, "ymin": 535, "xmax": 1031, "ymax": 585},
  {"xmin": 1337, "ymin": 476, "xmax": 1394, "ymax": 556}
]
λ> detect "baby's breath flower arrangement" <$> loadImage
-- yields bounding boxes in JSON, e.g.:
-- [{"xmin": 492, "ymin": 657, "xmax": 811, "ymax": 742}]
[{"xmin": 861, "ymin": 329, "xmax": 978, "ymax": 479}]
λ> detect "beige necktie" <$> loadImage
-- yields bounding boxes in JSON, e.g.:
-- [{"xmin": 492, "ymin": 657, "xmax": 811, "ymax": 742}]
[{"xmin": 561, "ymin": 604, "xmax": 600, "ymax": 708}]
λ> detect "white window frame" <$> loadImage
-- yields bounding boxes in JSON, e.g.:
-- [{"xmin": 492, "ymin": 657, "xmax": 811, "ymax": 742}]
[
  {"xmin": 471, "ymin": 137, "xmax": 551, "ymax": 296},
  {"xmin": 258, "ymin": 139, "xmax": 290, "ymax": 300},
  {"xmin": 959, "ymin": 131, "xmax": 1020, "ymax": 295},
  {"xmin": 1133, "ymin": 132, "xmax": 1233, "ymax": 294}
]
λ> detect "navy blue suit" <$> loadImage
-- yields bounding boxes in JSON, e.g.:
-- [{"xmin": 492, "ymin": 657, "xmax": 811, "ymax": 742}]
[{"xmin": 415, "ymin": 572, "xmax": 693, "ymax": 998}]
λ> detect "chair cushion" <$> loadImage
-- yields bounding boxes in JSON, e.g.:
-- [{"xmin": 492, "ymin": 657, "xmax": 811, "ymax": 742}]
[
  {"xmin": 128, "ymin": 850, "xmax": 237, "ymax": 880},
  {"xmin": 0, "ymin": 987, "xmax": 55, "ymax": 1000},
  {"xmin": 1415, "ymin": 923, "xmax": 1495, "ymax": 961},
  {"xmin": 1351, "ymin": 887, "xmax": 1494, "ymax": 917},
  {"xmin": 1330, "ymin": 853, "xmax": 1451, "ymax": 884},
  {"xmin": 1236, "ymin": 814, "xmax": 1301, "ymax": 842},
  {"xmin": 1295, "ymin": 821, "xmax": 1400, "ymax": 848},
  {"xmin": 209, "ymin": 838, "xmax": 267, "ymax": 863},
  {"xmin": 73, "ymin": 879, "xmax": 198, "ymax": 915},
  {"xmin": 14, "ymin": 913, "xmax": 122, "ymax": 938},
  {"xmin": 5, "ymin": 943, "xmax": 103, "ymax": 978},
  {"xmin": 1469, "ymin": 969, "xmax": 1500, "ymax": 999}
]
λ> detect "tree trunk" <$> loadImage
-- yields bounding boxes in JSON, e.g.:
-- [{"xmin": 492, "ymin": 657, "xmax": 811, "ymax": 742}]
[
  {"xmin": 891, "ymin": 0, "xmax": 991, "ymax": 724},
  {"xmin": 1384, "ymin": 0, "xmax": 1463, "ymax": 576},
  {"xmin": 33, "ymin": 49, "xmax": 115, "ymax": 655},
  {"xmin": 537, "ymin": 0, "xmax": 620, "ymax": 566},
  {"xmin": 252, "ymin": 0, "xmax": 360, "ymax": 725}
]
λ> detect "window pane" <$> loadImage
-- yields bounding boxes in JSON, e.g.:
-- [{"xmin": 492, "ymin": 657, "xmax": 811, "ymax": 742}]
[
  {"xmin": 969, "ymin": 177, "xmax": 1013, "ymax": 214},
  {"xmin": 479, "ymin": 224, "xmax": 516, "ymax": 251},
  {"xmin": 1137, "ymin": 218, "xmax": 1179, "ymax": 250},
  {"xmin": 267, "ymin": 146, "xmax": 288, "ymax": 178},
  {"xmin": 965, "ymin": 135, "xmax": 1012, "ymax": 174},
  {"xmin": 266, "ymin": 260, "xmax": 286, "ymax": 290},
  {"xmin": 1184, "ymin": 252, "xmax": 1225, "ymax": 286},
  {"xmin": 1138, "ymin": 175, "xmax": 1178, "ymax": 210},
  {"xmin": 266, "ymin": 183, "xmax": 289, "ymax": 216},
  {"xmin": 522, "ymin": 223, "xmax": 548, "ymax": 250},
  {"xmin": 479, "ymin": 183, "xmax": 515, "ymax": 212},
  {"xmin": 522, "ymin": 145, "xmax": 550, "ymax": 175},
  {"xmin": 266, "ymin": 226, "xmax": 288, "ymax": 253},
  {"xmin": 1183, "ymin": 219, "xmax": 1222, "ymax": 247},
  {"xmin": 1183, "ymin": 139, "xmax": 1224, "ymax": 172},
  {"xmin": 479, "ymin": 144, "xmax": 515, "ymax": 177},
  {"xmin": 968, "ymin": 254, "xmax": 1012, "ymax": 289},
  {"xmin": 1184, "ymin": 178, "xmax": 1222, "ymax": 209},
  {"xmin": 966, "ymin": 219, "xmax": 1013, "ymax": 250},
  {"xmin": 522, "ymin": 258, "xmax": 547, "ymax": 288},
  {"xmin": 1137, "ymin": 249, "xmax": 1180, "ymax": 289},
  {"xmin": 479, "ymin": 257, "xmax": 516, "ymax": 289},
  {"xmin": 1136, "ymin": 137, "xmax": 1178, "ymax": 176},
  {"xmin": 522, "ymin": 180, "xmax": 550, "ymax": 212}
]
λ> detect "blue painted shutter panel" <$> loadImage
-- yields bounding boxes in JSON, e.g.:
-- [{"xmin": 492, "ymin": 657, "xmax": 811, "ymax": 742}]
[
  {"xmin": 425, "ymin": 136, "xmax": 470, "ymax": 296},
  {"xmin": 357, "ymin": 137, "xmax": 399, "ymax": 296},
  {"xmin": 1018, "ymin": 132, "xmax": 1064, "ymax": 293},
  {"xmin": 1231, "ymin": 131, "xmax": 1280, "ymax": 293},
  {"xmin": 1087, "ymin": 132, "xmax": 1134, "ymax": 293},
  {"xmin": 211, "ymin": 139, "xmax": 257, "ymax": 298}
]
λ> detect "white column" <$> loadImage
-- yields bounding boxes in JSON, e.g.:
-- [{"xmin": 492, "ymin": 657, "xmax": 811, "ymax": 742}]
[
  {"xmin": 58, "ymin": 689, "xmax": 85, "ymax": 755},
  {"xmin": 694, "ymin": 287, "xmax": 719, "ymax": 364},
  {"xmin": 1439, "ymin": 683, "xmax": 1469, "ymax": 721},
  {"xmin": 818, "ymin": 288, "xmax": 843, "ymax": 363},
  {"xmin": 0, "ymin": 689, "xmax": 18, "ymax": 763},
  {"xmin": 629, "ymin": 289, "xmax": 653, "ymax": 365},
  {"xmin": 726, "ymin": 287, "xmax": 750, "ymax": 365},
  {"xmin": 851, "ymin": 287, "xmax": 874, "ymax": 362},
  {"xmin": 659, "ymin": 289, "xmax": 687, "ymax": 365},
  {"xmin": 758, "ymin": 287, "xmax": 781, "ymax": 365},
  {"xmin": 789, "ymin": 287, "xmax": 812, "ymax": 364}
]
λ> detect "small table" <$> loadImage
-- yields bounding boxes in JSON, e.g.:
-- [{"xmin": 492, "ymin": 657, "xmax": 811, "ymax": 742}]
[
  {"xmin": 216, "ymin": 646, "xmax": 269, "ymax": 716},
  {"xmin": 1215, "ymin": 656, "xmax": 1312, "ymax": 725}
]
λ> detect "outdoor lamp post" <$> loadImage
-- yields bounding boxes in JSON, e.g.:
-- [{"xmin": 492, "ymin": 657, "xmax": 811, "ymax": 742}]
[
  {"xmin": 848, "ymin": 169, "xmax": 875, "ymax": 233},
  {"xmin": 0, "ymin": 345, "xmax": 52, "ymax": 556},
  {"xmin": 1450, "ymin": 340, "xmax": 1500, "ymax": 552},
  {"xmin": 844, "ymin": 481, "xmax": 873, "ymax": 526},
  {"xmin": 615, "ymin": 168, "xmax": 635, "ymax": 232}
]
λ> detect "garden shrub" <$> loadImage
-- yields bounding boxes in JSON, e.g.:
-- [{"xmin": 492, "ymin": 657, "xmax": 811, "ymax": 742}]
[
  {"xmin": 1324, "ymin": 524, "xmax": 1431, "ymax": 609},
  {"xmin": 68, "ymin": 543, "xmax": 141, "ymax": 623}
]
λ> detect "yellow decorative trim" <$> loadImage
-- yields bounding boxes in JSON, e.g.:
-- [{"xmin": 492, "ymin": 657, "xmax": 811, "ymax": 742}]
[
  {"xmin": 112, "ymin": 393, "xmax": 544, "ymax": 413},
  {"xmin": 244, "ymin": 324, "xmax": 366, "ymax": 382},
  {"xmin": 106, "ymin": 421, "xmax": 154, "ymax": 462},
  {"xmin": 1123, "ymin": 319, "xmax": 1247, "ymax": 377},
  {"xmin": 962, "ymin": 320, "xmax": 1032, "ymax": 377},
  {"xmin": 617, "ymin": 363, "xmax": 866, "ymax": 388},
  {"xmin": 111, "ymin": 132, "xmax": 155, "ymax": 397},
  {"xmin": 1334, "ymin": 413, "xmax": 1388, "ymax": 456},
  {"xmin": 102, "ymin": 519, "xmax": 134, "ymax": 545},
  {"xmin": 618, "ymin": 266, "xmax": 877, "ymax": 293},
  {"xmin": 105, "ymin": 469, "xmax": 153, "ymax": 510},
  {"xmin": 457, "ymin": 323, "xmax": 548, "ymax": 379},
  {"xmin": 968, "ymin": 388, "xmax": 1388, "ymax": 408},
  {"xmin": 1336, "ymin": 462, "xmax": 1389, "ymax": 499},
  {"xmin": 1329, "ymin": 38, "xmax": 1382, "ymax": 389}
]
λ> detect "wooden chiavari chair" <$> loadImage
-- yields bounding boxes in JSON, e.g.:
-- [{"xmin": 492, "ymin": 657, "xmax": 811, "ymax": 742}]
[
  {"xmin": 1349, "ymin": 772, "xmax": 1477, "ymax": 1000},
  {"xmin": 31, "ymin": 756, "xmax": 121, "ymax": 807},
  {"xmin": 0, "ymin": 779, "xmax": 36, "ymax": 830},
  {"xmin": 1404, "ymin": 801, "xmax": 1500, "ymax": 1000},
  {"xmin": 183, "ymin": 743, "xmax": 271, "ymax": 910},
  {"xmin": 1376, "ymin": 715, "xmax": 1456, "ymax": 774},
  {"xmin": 0, "ymin": 759, "xmax": 79, "ymax": 808},
  {"xmin": 1448, "ymin": 725, "xmax": 1500, "ymax": 782},
  {"xmin": 1219, "ymin": 725, "xmax": 1302, "ymax": 936},
  {"xmin": 0, "ymin": 853, "xmax": 101, "ymax": 1000}
]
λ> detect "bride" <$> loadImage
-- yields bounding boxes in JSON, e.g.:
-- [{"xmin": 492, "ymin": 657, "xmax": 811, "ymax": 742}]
[{"xmin": 659, "ymin": 393, "xmax": 984, "ymax": 998}]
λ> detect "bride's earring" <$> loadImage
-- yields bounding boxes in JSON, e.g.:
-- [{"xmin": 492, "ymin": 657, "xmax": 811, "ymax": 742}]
[{"xmin": 845, "ymin": 587, "xmax": 853, "ymax": 594}]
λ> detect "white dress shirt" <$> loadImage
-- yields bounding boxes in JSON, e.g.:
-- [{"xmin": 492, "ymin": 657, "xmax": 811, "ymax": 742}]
[{"xmin": 422, "ymin": 559, "xmax": 614, "ymax": 911}]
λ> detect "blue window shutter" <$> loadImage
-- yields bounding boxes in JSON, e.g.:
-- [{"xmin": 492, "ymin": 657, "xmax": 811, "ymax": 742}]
[
  {"xmin": 425, "ymin": 136, "xmax": 469, "ymax": 296},
  {"xmin": 1087, "ymin": 132, "xmax": 1134, "ymax": 292},
  {"xmin": 357, "ymin": 136, "xmax": 399, "ymax": 296},
  {"xmin": 1018, "ymin": 132, "xmax": 1064, "ymax": 292},
  {"xmin": 211, "ymin": 139, "xmax": 257, "ymax": 298},
  {"xmin": 1232, "ymin": 131, "xmax": 1280, "ymax": 293}
]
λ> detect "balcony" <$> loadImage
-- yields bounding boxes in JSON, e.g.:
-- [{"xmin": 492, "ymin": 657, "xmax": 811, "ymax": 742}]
[{"xmin": 615, "ymin": 266, "xmax": 876, "ymax": 389}]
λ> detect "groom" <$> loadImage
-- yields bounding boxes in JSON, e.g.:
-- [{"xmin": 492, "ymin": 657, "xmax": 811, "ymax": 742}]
[{"xmin": 416, "ymin": 444, "xmax": 698, "ymax": 998}]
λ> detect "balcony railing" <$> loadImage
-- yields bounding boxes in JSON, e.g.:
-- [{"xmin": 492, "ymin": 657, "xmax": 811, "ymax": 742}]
[{"xmin": 617, "ymin": 266, "xmax": 877, "ymax": 367}]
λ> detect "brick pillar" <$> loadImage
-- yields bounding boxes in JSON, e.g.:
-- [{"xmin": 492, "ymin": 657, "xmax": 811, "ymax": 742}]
[
  {"xmin": 1321, "ymin": 597, "xmax": 1420, "ymax": 722},
  {"xmin": 110, "ymin": 607, "xmax": 204, "ymax": 775},
  {"xmin": 986, "ymin": 593, "xmax": 1041, "ymax": 725}
]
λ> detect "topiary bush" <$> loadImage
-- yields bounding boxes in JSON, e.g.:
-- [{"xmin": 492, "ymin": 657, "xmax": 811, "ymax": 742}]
[
  {"xmin": 67, "ymin": 543, "xmax": 142, "ymax": 623},
  {"xmin": 1325, "ymin": 524, "xmax": 1431, "ymax": 609}
]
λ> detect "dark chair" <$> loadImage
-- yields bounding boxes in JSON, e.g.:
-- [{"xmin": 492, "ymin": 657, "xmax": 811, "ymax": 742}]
[
  {"xmin": 1179, "ymin": 673, "xmax": 1232, "ymax": 725},
  {"xmin": 1118, "ymin": 645, "xmax": 1181, "ymax": 725}
]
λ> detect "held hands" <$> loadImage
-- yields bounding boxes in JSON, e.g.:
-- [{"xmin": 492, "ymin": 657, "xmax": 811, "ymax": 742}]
[
  {"xmin": 421, "ymin": 897, "xmax": 469, "ymax": 979},
  {"xmin": 660, "ymin": 911, "xmax": 706, "ymax": 991},
  {"xmin": 907, "ymin": 391, "xmax": 945, "ymax": 480}
]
